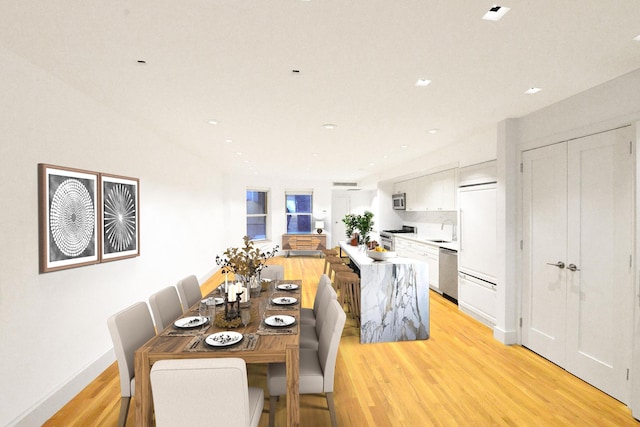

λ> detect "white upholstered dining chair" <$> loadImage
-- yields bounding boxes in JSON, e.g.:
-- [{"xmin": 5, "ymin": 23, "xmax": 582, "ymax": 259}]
[
  {"xmin": 176, "ymin": 274, "xmax": 202, "ymax": 312},
  {"xmin": 300, "ymin": 274, "xmax": 334, "ymax": 327},
  {"xmin": 150, "ymin": 358, "xmax": 264, "ymax": 427},
  {"xmin": 107, "ymin": 301, "xmax": 156, "ymax": 427},
  {"xmin": 300, "ymin": 276, "xmax": 338, "ymax": 350},
  {"xmin": 268, "ymin": 299, "xmax": 346, "ymax": 427},
  {"xmin": 148, "ymin": 286, "xmax": 183, "ymax": 331}
]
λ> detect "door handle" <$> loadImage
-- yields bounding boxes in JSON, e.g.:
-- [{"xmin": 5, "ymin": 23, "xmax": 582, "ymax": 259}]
[
  {"xmin": 546, "ymin": 261, "xmax": 565, "ymax": 269},
  {"xmin": 567, "ymin": 263, "xmax": 580, "ymax": 272}
]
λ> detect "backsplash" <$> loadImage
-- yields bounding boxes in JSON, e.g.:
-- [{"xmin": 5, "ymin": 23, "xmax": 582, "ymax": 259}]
[{"xmin": 398, "ymin": 210, "xmax": 457, "ymax": 241}]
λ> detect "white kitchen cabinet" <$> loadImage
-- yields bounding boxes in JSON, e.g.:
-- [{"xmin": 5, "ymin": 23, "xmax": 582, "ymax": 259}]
[
  {"xmin": 421, "ymin": 243, "xmax": 439, "ymax": 290},
  {"xmin": 394, "ymin": 236, "xmax": 410, "ymax": 256},
  {"xmin": 410, "ymin": 175, "xmax": 429, "ymax": 211},
  {"xmin": 393, "ymin": 179, "xmax": 417, "ymax": 210},
  {"xmin": 426, "ymin": 169, "xmax": 457, "ymax": 211},
  {"xmin": 395, "ymin": 236, "xmax": 439, "ymax": 290},
  {"xmin": 458, "ymin": 272, "xmax": 496, "ymax": 326},
  {"xmin": 393, "ymin": 168, "xmax": 456, "ymax": 212}
]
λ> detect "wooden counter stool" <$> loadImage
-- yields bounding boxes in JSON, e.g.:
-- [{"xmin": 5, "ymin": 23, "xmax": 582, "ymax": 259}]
[
  {"xmin": 334, "ymin": 271, "xmax": 360, "ymax": 324},
  {"xmin": 322, "ymin": 248, "xmax": 338, "ymax": 258},
  {"xmin": 323, "ymin": 256, "xmax": 346, "ymax": 277},
  {"xmin": 330, "ymin": 263, "xmax": 353, "ymax": 285}
]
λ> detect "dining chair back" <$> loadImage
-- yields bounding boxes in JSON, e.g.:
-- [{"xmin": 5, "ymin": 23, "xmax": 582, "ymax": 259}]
[
  {"xmin": 150, "ymin": 358, "xmax": 264, "ymax": 427},
  {"xmin": 268, "ymin": 299, "xmax": 346, "ymax": 427},
  {"xmin": 149, "ymin": 286, "xmax": 183, "ymax": 331},
  {"xmin": 107, "ymin": 301, "xmax": 156, "ymax": 427},
  {"xmin": 300, "ymin": 278, "xmax": 339, "ymax": 349},
  {"xmin": 301, "ymin": 274, "xmax": 334, "ymax": 326},
  {"xmin": 176, "ymin": 274, "xmax": 202, "ymax": 312},
  {"xmin": 260, "ymin": 264, "xmax": 284, "ymax": 281}
]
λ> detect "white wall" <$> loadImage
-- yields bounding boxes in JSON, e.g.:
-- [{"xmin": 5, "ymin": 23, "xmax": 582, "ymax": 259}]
[{"xmin": 0, "ymin": 46, "xmax": 226, "ymax": 425}]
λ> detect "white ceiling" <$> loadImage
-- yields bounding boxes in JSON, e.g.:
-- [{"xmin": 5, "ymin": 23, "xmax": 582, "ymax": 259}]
[{"xmin": 2, "ymin": 1, "xmax": 640, "ymax": 183}]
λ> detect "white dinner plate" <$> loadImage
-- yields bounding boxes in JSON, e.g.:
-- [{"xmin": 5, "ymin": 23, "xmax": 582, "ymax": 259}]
[
  {"xmin": 174, "ymin": 316, "xmax": 208, "ymax": 329},
  {"xmin": 276, "ymin": 283, "xmax": 299, "ymax": 291},
  {"xmin": 205, "ymin": 331, "xmax": 244, "ymax": 347},
  {"xmin": 272, "ymin": 296, "xmax": 298, "ymax": 305},
  {"xmin": 264, "ymin": 315, "xmax": 296, "ymax": 327}
]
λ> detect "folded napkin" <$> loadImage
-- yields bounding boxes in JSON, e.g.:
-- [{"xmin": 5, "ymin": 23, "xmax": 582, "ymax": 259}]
[{"xmin": 184, "ymin": 333, "xmax": 259, "ymax": 352}]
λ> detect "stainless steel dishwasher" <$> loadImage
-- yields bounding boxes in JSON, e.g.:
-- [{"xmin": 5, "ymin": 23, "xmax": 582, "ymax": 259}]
[{"xmin": 439, "ymin": 247, "xmax": 458, "ymax": 302}]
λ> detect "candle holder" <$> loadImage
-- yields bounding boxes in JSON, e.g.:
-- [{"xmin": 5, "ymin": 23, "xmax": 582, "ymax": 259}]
[{"xmin": 224, "ymin": 292, "xmax": 243, "ymax": 320}]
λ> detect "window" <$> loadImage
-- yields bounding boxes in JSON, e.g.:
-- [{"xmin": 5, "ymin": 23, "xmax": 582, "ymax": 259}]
[
  {"xmin": 285, "ymin": 191, "xmax": 313, "ymax": 233},
  {"xmin": 246, "ymin": 190, "xmax": 268, "ymax": 240}
]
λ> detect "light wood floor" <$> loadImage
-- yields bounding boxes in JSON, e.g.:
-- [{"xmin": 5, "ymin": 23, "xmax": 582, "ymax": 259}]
[{"xmin": 44, "ymin": 255, "xmax": 638, "ymax": 426}]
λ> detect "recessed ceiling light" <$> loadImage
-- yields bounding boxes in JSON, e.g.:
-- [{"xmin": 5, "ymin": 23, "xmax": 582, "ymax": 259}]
[
  {"xmin": 369, "ymin": 163, "xmax": 375, "ymax": 167},
  {"xmin": 236, "ymin": 152, "xmax": 243, "ymax": 156},
  {"xmin": 634, "ymin": 35, "xmax": 640, "ymax": 41},
  {"xmin": 525, "ymin": 87, "xmax": 542, "ymax": 94},
  {"xmin": 208, "ymin": 120, "xmax": 218, "ymax": 125},
  {"xmin": 400, "ymin": 145, "xmax": 408, "ymax": 149},
  {"xmin": 427, "ymin": 128, "xmax": 439, "ymax": 134},
  {"xmin": 482, "ymin": 5, "xmax": 510, "ymax": 21},
  {"xmin": 322, "ymin": 124, "xmax": 337, "ymax": 129},
  {"xmin": 415, "ymin": 79, "xmax": 431, "ymax": 87},
  {"xmin": 225, "ymin": 139, "xmax": 233, "ymax": 143}
]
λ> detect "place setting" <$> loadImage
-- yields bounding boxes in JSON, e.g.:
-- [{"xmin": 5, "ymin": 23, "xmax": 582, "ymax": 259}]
[
  {"xmin": 268, "ymin": 295, "xmax": 299, "ymax": 310},
  {"xmin": 257, "ymin": 311, "xmax": 298, "ymax": 335},
  {"xmin": 275, "ymin": 282, "xmax": 300, "ymax": 293},
  {"xmin": 184, "ymin": 331, "xmax": 259, "ymax": 352},
  {"xmin": 162, "ymin": 314, "xmax": 212, "ymax": 337}
]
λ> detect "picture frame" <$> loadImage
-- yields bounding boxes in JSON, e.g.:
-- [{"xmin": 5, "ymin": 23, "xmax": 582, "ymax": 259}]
[
  {"xmin": 100, "ymin": 173, "xmax": 140, "ymax": 262},
  {"xmin": 38, "ymin": 164, "xmax": 100, "ymax": 273}
]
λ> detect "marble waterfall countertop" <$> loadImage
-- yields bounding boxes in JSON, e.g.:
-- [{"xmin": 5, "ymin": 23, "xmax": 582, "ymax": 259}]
[{"xmin": 339, "ymin": 242, "xmax": 430, "ymax": 344}]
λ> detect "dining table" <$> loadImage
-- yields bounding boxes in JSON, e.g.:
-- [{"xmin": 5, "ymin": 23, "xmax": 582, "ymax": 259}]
[{"xmin": 134, "ymin": 279, "xmax": 302, "ymax": 426}]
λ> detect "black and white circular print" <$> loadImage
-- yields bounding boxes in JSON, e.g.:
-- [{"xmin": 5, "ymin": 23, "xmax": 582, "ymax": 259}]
[
  {"xmin": 49, "ymin": 177, "xmax": 96, "ymax": 260},
  {"xmin": 103, "ymin": 182, "xmax": 137, "ymax": 254}
]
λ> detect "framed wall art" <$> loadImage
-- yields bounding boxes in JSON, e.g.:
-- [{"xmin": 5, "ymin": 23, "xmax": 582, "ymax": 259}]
[
  {"xmin": 100, "ymin": 173, "xmax": 140, "ymax": 262},
  {"xmin": 38, "ymin": 164, "xmax": 100, "ymax": 273}
]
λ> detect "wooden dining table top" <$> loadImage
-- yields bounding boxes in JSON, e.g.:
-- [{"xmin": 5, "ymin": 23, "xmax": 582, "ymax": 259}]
[{"xmin": 134, "ymin": 279, "xmax": 302, "ymax": 426}]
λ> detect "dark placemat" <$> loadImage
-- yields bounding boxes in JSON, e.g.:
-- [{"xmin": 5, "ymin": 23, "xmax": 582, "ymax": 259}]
[{"xmin": 184, "ymin": 333, "xmax": 259, "ymax": 352}]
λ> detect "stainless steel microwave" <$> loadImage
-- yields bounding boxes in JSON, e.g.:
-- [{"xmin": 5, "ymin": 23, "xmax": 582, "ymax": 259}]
[{"xmin": 392, "ymin": 193, "xmax": 406, "ymax": 210}]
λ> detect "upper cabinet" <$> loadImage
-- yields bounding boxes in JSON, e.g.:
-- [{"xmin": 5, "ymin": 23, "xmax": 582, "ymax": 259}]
[{"xmin": 393, "ymin": 168, "xmax": 457, "ymax": 211}]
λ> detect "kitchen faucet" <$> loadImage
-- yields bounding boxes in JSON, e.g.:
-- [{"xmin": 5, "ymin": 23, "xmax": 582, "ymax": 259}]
[{"xmin": 441, "ymin": 219, "xmax": 457, "ymax": 241}]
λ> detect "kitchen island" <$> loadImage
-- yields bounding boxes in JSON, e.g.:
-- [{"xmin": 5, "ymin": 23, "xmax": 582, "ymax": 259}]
[{"xmin": 339, "ymin": 241, "xmax": 429, "ymax": 344}]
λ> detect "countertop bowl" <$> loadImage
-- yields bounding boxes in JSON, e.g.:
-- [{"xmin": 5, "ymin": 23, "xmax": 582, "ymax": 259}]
[{"xmin": 367, "ymin": 250, "xmax": 397, "ymax": 261}]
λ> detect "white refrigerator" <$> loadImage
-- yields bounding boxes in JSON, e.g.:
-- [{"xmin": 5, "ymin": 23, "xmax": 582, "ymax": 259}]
[{"xmin": 458, "ymin": 182, "xmax": 497, "ymax": 327}]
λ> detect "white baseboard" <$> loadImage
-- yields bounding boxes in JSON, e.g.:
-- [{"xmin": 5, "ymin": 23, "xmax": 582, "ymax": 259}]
[
  {"xmin": 9, "ymin": 349, "xmax": 115, "ymax": 427},
  {"xmin": 493, "ymin": 325, "xmax": 518, "ymax": 345}
]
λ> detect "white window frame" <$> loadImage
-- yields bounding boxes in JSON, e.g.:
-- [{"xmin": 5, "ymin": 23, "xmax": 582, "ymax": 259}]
[
  {"xmin": 246, "ymin": 188, "xmax": 269, "ymax": 240},
  {"xmin": 285, "ymin": 190, "xmax": 313, "ymax": 234}
]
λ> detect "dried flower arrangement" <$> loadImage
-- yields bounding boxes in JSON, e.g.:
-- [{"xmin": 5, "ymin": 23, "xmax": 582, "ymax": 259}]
[{"xmin": 215, "ymin": 236, "xmax": 279, "ymax": 278}]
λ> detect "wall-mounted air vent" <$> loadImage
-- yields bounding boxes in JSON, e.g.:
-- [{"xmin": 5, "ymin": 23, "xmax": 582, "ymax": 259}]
[{"xmin": 332, "ymin": 182, "xmax": 358, "ymax": 187}]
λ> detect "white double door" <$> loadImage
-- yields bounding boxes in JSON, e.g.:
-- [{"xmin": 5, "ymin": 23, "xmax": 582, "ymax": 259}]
[{"xmin": 521, "ymin": 126, "xmax": 634, "ymax": 403}]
